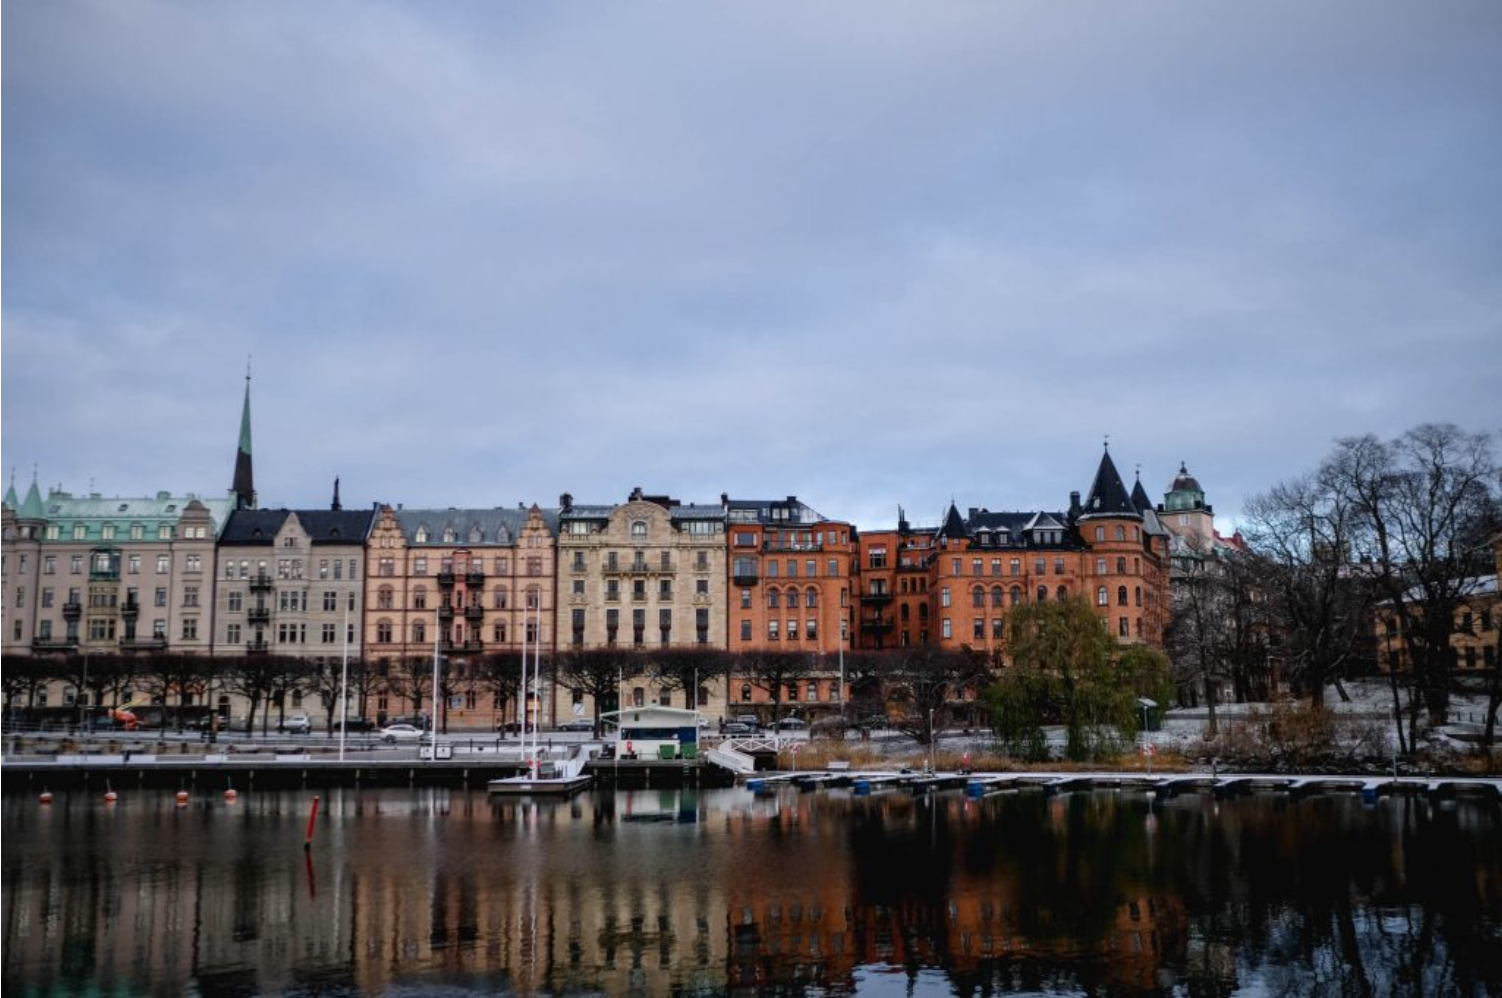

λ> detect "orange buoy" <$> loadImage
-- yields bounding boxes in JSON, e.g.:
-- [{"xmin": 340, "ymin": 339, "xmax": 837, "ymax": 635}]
[
  {"xmin": 175, "ymin": 790, "xmax": 190, "ymax": 806},
  {"xmin": 38, "ymin": 790, "xmax": 54, "ymax": 805},
  {"xmin": 103, "ymin": 790, "xmax": 118, "ymax": 804},
  {"xmin": 224, "ymin": 789, "xmax": 238, "ymax": 801}
]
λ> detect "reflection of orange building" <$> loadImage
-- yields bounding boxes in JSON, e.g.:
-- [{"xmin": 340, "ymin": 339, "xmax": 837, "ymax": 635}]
[
  {"xmin": 853, "ymin": 447, "xmax": 1171, "ymax": 656},
  {"xmin": 725, "ymin": 496, "xmax": 856, "ymax": 707}
]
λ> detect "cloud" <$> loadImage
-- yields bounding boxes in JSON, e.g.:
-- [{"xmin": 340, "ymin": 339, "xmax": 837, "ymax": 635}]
[{"xmin": 4, "ymin": 1, "xmax": 1500, "ymax": 528}]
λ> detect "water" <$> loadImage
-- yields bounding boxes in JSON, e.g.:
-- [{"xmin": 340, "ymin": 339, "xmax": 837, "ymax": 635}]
[{"xmin": 3, "ymin": 786, "xmax": 1499, "ymax": 996}]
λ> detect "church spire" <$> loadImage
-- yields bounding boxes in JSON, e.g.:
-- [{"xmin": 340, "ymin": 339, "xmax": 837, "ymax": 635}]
[
  {"xmin": 331, "ymin": 476, "xmax": 342, "ymax": 512},
  {"xmin": 232, "ymin": 366, "xmax": 256, "ymax": 510},
  {"xmin": 1080, "ymin": 443, "xmax": 1141, "ymax": 520}
]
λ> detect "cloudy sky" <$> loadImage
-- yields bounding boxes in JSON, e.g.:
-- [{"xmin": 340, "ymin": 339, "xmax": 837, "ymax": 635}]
[{"xmin": 4, "ymin": 2, "xmax": 1499, "ymax": 530}]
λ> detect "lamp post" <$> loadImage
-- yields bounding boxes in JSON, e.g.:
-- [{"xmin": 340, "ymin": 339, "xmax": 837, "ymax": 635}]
[{"xmin": 338, "ymin": 603, "xmax": 350, "ymax": 762}]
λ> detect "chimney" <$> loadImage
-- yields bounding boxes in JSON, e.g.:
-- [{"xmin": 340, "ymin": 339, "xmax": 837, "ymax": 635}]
[{"xmin": 560, "ymin": 492, "xmax": 573, "ymax": 512}]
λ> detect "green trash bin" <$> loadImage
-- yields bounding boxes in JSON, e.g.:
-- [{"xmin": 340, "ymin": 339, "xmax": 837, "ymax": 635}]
[
  {"xmin": 658, "ymin": 744, "xmax": 677, "ymax": 761},
  {"xmin": 681, "ymin": 744, "xmax": 697, "ymax": 760}
]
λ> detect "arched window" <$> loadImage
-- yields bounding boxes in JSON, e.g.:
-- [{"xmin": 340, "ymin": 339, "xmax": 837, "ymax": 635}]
[
  {"xmin": 1094, "ymin": 527, "xmax": 1105, "ymax": 541},
  {"xmin": 991, "ymin": 585, "xmax": 1004, "ymax": 608},
  {"xmin": 631, "ymin": 520, "xmax": 647, "ymax": 539},
  {"xmin": 1117, "ymin": 586, "xmax": 1128, "ymax": 606},
  {"xmin": 918, "ymin": 602, "xmax": 929, "ymax": 618},
  {"xmin": 1057, "ymin": 586, "xmax": 1068, "ymax": 601},
  {"xmin": 786, "ymin": 587, "xmax": 800, "ymax": 609},
  {"xmin": 1135, "ymin": 586, "xmax": 1142, "ymax": 606},
  {"xmin": 1096, "ymin": 587, "xmax": 1108, "ymax": 606},
  {"xmin": 768, "ymin": 588, "xmax": 781, "ymax": 609},
  {"xmin": 413, "ymin": 586, "xmax": 427, "ymax": 610},
  {"xmin": 806, "ymin": 589, "xmax": 818, "ymax": 608},
  {"xmin": 1037, "ymin": 585, "xmax": 1048, "ymax": 602},
  {"xmin": 1009, "ymin": 586, "xmax": 1022, "ymax": 606},
  {"xmin": 1114, "ymin": 526, "xmax": 1126, "ymax": 541},
  {"xmin": 900, "ymin": 602, "xmax": 910, "ymax": 620},
  {"xmin": 971, "ymin": 586, "xmax": 985, "ymax": 608}
]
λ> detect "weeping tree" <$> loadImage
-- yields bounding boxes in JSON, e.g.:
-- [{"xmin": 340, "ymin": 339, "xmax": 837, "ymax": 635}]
[{"xmin": 988, "ymin": 597, "xmax": 1144, "ymax": 761}]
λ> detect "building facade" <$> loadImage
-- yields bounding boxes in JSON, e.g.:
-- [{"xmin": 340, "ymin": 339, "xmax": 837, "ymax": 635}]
[
  {"xmin": 214, "ymin": 507, "xmax": 376, "ymax": 661},
  {"xmin": 852, "ymin": 448, "xmax": 1171, "ymax": 657},
  {"xmin": 2, "ymin": 477, "xmax": 233, "ymax": 674},
  {"xmin": 363, "ymin": 503, "xmax": 558, "ymax": 729},
  {"xmin": 555, "ymin": 488, "xmax": 728, "ymax": 715},
  {"xmin": 725, "ymin": 495, "xmax": 856, "ymax": 707}
]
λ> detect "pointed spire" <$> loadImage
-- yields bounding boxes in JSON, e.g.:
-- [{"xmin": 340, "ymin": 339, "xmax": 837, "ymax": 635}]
[
  {"xmin": 232, "ymin": 367, "xmax": 256, "ymax": 510},
  {"xmin": 941, "ymin": 501, "xmax": 968, "ymax": 539},
  {"xmin": 1080, "ymin": 447, "xmax": 1141, "ymax": 520},
  {"xmin": 4, "ymin": 468, "xmax": 17, "ymax": 511},
  {"xmin": 19, "ymin": 468, "xmax": 45, "ymax": 519},
  {"xmin": 331, "ymin": 476, "xmax": 342, "ymax": 512}
]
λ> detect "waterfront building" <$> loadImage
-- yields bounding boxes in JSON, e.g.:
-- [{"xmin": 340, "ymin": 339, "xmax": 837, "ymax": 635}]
[
  {"xmin": 363, "ymin": 502, "xmax": 559, "ymax": 729},
  {"xmin": 725, "ymin": 495, "xmax": 856, "ymax": 709},
  {"xmin": 2, "ymin": 474, "xmax": 233, "ymax": 675},
  {"xmin": 852, "ymin": 447, "xmax": 1171, "ymax": 656},
  {"xmin": 555, "ymin": 488, "xmax": 728, "ymax": 716},
  {"xmin": 1374, "ymin": 530, "xmax": 1501, "ymax": 680},
  {"xmin": 214, "ymin": 500, "xmax": 375, "ymax": 665}
]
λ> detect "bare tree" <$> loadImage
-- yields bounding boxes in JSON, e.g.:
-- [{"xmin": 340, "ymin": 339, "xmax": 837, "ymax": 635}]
[
  {"xmin": 738, "ymin": 650, "xmax": 813, "ymax": 722},
  {"xmin": 885, "ymin": 646, "xmax": 990, "ymax": 746},
  {"xmin": 554, "ymin": 650, "xmax": 643, "ymax": 731},
  {"xmin": 386, "ymin": 654, "xmax": 434, "ymax": 723},
  {"xmin": 1331, "ymin": 425, "xmax": 1498, "ymax": 739},
  {"xmin": 648, "ymin": 648, "xmax": 728, "ymax": 713}
]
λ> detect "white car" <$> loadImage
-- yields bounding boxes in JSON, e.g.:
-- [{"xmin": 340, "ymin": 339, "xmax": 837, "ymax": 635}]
[
  {"xmin": 379, "ymin": 723, "xmax": 425, "ymax": 743},
  {"xmin": 281, "ymin": 714, "xmax": 311, "ymax": 735}
]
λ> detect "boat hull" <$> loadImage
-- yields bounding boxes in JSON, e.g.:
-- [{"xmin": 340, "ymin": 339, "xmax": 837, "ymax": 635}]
[{"xmin": 487, "ymin": 775, "xmax": 592, "ymax": 797}]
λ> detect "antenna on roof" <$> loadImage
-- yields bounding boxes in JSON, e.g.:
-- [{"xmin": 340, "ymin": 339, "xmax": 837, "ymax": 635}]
[{"xmin": 1103, "ymin": 434, "xmax": 1110, "ymax": 450}]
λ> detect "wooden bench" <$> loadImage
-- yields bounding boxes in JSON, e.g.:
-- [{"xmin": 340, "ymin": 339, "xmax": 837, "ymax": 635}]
[{"xmin": 827, "ymin": 760, "xmax": 851, "ymax": 772}]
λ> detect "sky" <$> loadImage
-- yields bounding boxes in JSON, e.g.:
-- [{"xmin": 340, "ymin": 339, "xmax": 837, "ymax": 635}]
[{"xmin": 4, "ymin": 1, "xmax": 1500, "ymax": 532}]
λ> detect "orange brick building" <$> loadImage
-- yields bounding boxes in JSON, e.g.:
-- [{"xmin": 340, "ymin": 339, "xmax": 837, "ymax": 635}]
[
  {"xmin": 853, "ymin": 447, "xmax": 1170, "ymax": 657},
  {"xmin": 725, "ymin": 495, "xmax": 856, "ymax": 706}
]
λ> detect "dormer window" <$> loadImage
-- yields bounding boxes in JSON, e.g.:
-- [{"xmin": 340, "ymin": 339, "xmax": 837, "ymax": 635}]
[
  {"xmin": 443, "ymin": 528, "xmax": 457, "ymax": 543},
  {"xmin": 631, "ymin": 521, "xmax": 648, "ymax": 539},
  {"xmin": 415, "ymin": 526, "xmax": 429, "ymax": 543},
  {"xmin": 469, "ymin": 526, "xmax": 483, "ymax": 543}
]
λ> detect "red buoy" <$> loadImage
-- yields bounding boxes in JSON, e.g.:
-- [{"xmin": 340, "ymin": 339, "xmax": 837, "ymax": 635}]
[
  {"xmin": 38, "ymin": 790, "xmax": 54, "ymax": 805},
  {"xmin": 175, "ymin": 790, "xmax": 190, "ymax": 806}
]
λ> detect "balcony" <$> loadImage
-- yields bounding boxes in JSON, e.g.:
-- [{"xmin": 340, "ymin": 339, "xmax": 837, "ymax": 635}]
[
  {"xmin": 438, "ymin": 604, "xmax": 455, "ymax": 621},
  {"xmin": 859, "ymin": 591, "xmax": 894, "ymax": 605},
  {"xmin": 119, "ymin": 601, "xmax": 140, "ymax": 619},
  {"xmin": 732, "ymin": 572, "xmax": 760, "ymax": 587},
  {"xmin": 89, "ymin": 567, "xmax": 120, "ymax": 582},
  {"xmin": 247, "ymin": 606, "xmax": 271, "ymax": 625},
  {"xmin": 249, "ymin": 574, "xmax": 274, "ymax": 592},
  {"xmin": 436, "ymin": 572, "xmax": 456, "ymax": 588},
  {"xmin": 465, "ymin": 571, "xmax": 485, "ymax": 588},
  {"xmin": 120, "ymin": 637, "xmax": 168, "ymax": 652},
  {"xmin": 606, "ymin": 562, "xmax": 675, "ymax": 575},
  {"xmin": 464, "ymin": 603, "xmax": 485, "ymax": 620},
  {"xmin": 31, "ymin": 636, "xmax": 78, "ymax": 651},
  {"xmin": 246, "ymin": 640, "xmax": 271, "ymax": 655},
  {"xmin": 62, "ymin": 602, "xmax": 83, "ymax": 621},
  {"xmin": 860, "ymin": 618, "xmax": 895, "ymax": 633},
  {"xmin": 763, "ymin": 540, "xmax": 823, "ymax": 553},
  {"xmin": 440, "ymin": 638, "xmax": 484, "ymax": 653}
]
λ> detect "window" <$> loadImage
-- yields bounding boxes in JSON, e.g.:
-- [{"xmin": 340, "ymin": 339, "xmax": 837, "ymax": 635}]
[
  {"xmin": 1096, "ymin": 558, "xmax": 1107, "ymax": 575},
  {"xmin": 228, "ymin": 590, "xmax": 243, "ymax": 612},
  {"xmin": 155, "ymin": 587, "xmax": 167, "ymax": 607},
  {"xmin": 1010, "ymin": 586, "xmax": 1022, "ymax": 606},
  {"xmin": 71, "ymin": 555, "xmax": 83, "ymax": 574},
  {"xmin": 973, "ymin": 618, "xmax": 984, "ymax": 640},
  {"xmin": 1116, "ymin": 556, "xmax": 1127, "ymax": 574},
  {"xmin": 1010, "ymin": 559, "xmax": 1021, "ymax": 576},
  {"xmin": 227, "ymin": 623, "xmax": 241, "ymax": 644},
  {"xmin": 527, "ymin": 557, "xmax": 542, "ymax": 576},
  {"xmin": 43, "ymin": 555, "xmax": 56, "ymax": 575},
  {"xmin": 494, "ymin": 587, "xmax": 508, "ymax": 609},
  {"xmin": 632, "ymin": 608, "xmax": 645, "ymax": 645},
  {"xmin": 740, "ymin": 589, "xmax": 751, "ymax": 609},
  {"xmin": 768, "ymin": 588, "xmax": 780, "ymax": 609},
  {"xmin": 941, "ymin": 618, "xmax": 952, "ymax": 639},
  {"xmin": 659, "ymin": 608, "xmax": 672, "ymax": 643},
  {"xmin": 828, "ymin": 558, "xmax": 839, "ymax": 577},
  {"xmin": 768, "ymin": 619, "xmax": 780, "ymax": 641},
  {"xmin": 632, "ymin": 579, "xmax": 646, "ymax": 601},
  {"xmin": 659, "ymin": 579, "xmax": 673, "ymax": 600},
  {"xmin": 181, "ymin": 618, "xmax": 198, "ymax": 640},
  {"xmin": 572, "ymin": 551, "xmax": 586, "ymax": 571},
  {"xmin": 972, "ymin": 558, "xmax": 983, "ymax": 576},
  {"xmin": 806, "ymin": 619, "xmax": 817, "ymax": 641},
  {"xmin": 1094, "ymin": 527, "xmax": 1105, "ymax": 541},
  {"xmin": 741, "ymin": 619, "xmax": 752, "ymax": 641},
  {"xmin": 695, "ymin": 578, "xmax": 709, "ymax": 595},
  {"xmin": 41, "ymin": 588, "xmax": 54, "ymax": 608},
  {"xmin": 1119, "ymin": 617, "xmax": 1130, "ymax": 637},
  {"xmin": 766, "ymin": 560, "xmax": 779, "ymax": 578},
  {"xmin": 413, "ymin": 587, "xmax": 427, "ymax": 610},
  {"xmin": 127, "ymin": 555, "xmax": 141, "ymax": 575},
  {"xmin": 376, "ymin": 619, "xmax": 393, "ymax": 643},
  {"xmin": 157, "ymin": 555, "xmax": 170, "ymax": 574},
  {"xmin": 631, "ymin": 520, "xmax": 648, "ymax": 538},
  {"xmin": 787, "ymin": 559, "xmax": 798, "ymax": 578},
  {"xmin": 322, "ymin": 623, "xmax": 337, "ymax": 643},
  {"xmin": 1135, "ymin": 586, "xmax": 1142, "ymax": 607},
  {"xmin": 1115, "ymin": 526, "xmax": 1126, "ymax": 541},
  {"xmin": 377, "ymin": 587, "xmax": 394, "ymax": 610},
  {"xmin": 1055, "ymin": 558, "xmax": 1065, "ymax": 575},
  {"xmin": 379, "ymin": 557, "xmax": 395, "ymax": 576},
  {"xmin": 786, "ymin": 587, "xmax": 799, "ymax": 608},
  {"xmin": 741, "ymin": 683, "xmax": 753, "ymax": 702},
  {"xmin": 868, "ymin": 546, "xmax": 887, "ymax": 570},
  {"xmin": 1117, "ymin": 586, "xmax": 1128, "ymax": 606},
  {"xmin": 941, "ymin": 587, "xmax": 951, "ymax": 608},
  {"xmin": 992, "ymin": 618, "xmax": 1004, "ymax": 639},
  {"xmin": 991, "ymin": 586, "xmax": 1003, "ymax": 608},
  {"xmin": 1097, "ymin": 587, "xmax": 1108, "ymax": 606},
  {"xmin": 1037, "ymin": 586, "xmax": 1048, "ymax": 602},
  {"xmin": 184, "ymin": 585, "xmax": 200, "ymax": 607},
  {"xmin": 697, "ymin": 551, "xmax": 711, "ymax": 572},
  {"xmin": 572, "ymin": 579, "xmax": 586, "ymax": 596},
  {"xmin": 606, "ymin": 580, "xmax": 620, "ymax": 602},
  {"xmin": 734, "ymin": 531, "xmax": 756, "ymax": 547},
  {"xmin": 971, "ymin": 586, "xmax": 984, "ymax": 608},
  {"xmin": 334, "ymin": 560, "xmax": 343, "ymax": 580},
  {"xmin": 413, "ymin": 621, "xmax": 426, "ymax": 643}
]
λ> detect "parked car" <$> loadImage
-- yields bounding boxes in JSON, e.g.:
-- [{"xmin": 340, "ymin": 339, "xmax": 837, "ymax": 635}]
[
  {"xmin": 379, "ymin": 723, "xmax": 425, "ymax": 743},
  {"xmin": 722, "ymin": 722, "xmax": 753, "ymax": 736},
  {"xmin": 332, "ymin": 718, "xmax": 376, "ymax": 733},
  {"xmin": 733, "ymin": 714, "xmax": 761, "ymax": 729},
  {"xmin": 556, "ymin": 719, "xmax": 594, "ymax": 732},
  {"xmin": 280, "ymin": 714, "xmax": 311, "ymax": 735},
  {"xmin": 774, "ymin": 717, "xmax": 809, "ymax": 732}
]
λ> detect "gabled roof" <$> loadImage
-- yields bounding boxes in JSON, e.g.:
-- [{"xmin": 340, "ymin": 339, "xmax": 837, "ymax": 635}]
[
  {"xmin": 1080, "ymin": 448, "xmax": 1142, "ymax": 520},
  {"xmin": 395, "ymin": 507, "xmax": 559, "ymax": 545},
  {"xmin": 219, "ymin": 508, "xmax": 375, "ymax": 545}
]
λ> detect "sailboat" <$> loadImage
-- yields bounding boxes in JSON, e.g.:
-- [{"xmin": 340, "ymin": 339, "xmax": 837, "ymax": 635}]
[{"xmin": 487, "ymin": 597, "xmax": 591, "ymax": 797}]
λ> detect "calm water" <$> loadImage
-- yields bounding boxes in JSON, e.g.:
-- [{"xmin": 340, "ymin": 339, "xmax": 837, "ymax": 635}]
[{"xmin": 3, "ymin": 785, "xmax": 1500, "ymax": 996}]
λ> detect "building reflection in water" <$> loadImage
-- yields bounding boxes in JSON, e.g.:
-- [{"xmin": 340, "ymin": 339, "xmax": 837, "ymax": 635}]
[{"xmin": 3, "ymin": 786, "xmax": 1499, "ymax": 995}]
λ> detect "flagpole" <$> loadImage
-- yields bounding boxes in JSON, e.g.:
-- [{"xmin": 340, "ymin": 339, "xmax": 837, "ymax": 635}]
[
  {"xmin": 338, "ymin": 603, "xmax": 350, "ymax": 762},
  {"xmin": 431, "ymin": 608, "xmax": 441, "ymax": 739}
]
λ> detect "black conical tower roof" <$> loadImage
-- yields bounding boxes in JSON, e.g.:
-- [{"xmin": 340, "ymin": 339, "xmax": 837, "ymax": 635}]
[
  {"xmin": 1081, "ymin": 448, "xmax": 1141, "ymax": 520},
  {"xmin": 941, "ymin": 501, "xmax": 968, "ymax": 539},
  {"xmin": 1130, "ymin": 476, "xmax": 1153, "ymax": 513}
]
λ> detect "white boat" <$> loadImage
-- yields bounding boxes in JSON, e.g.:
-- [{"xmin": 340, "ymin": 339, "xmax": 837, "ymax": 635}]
[{"xmin": 487, "ymin": 748, "xmax": 592, "ymax": 796}]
